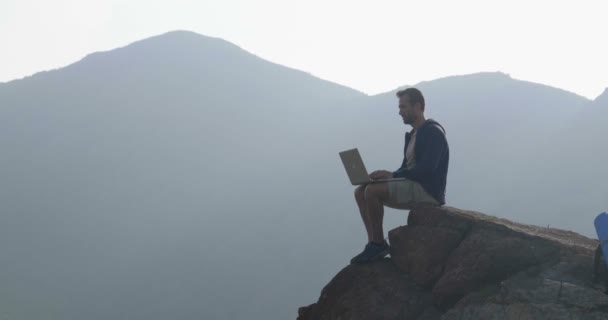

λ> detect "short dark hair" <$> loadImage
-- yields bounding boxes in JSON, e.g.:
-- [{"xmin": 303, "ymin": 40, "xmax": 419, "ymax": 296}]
[{"xmin": 396, "ymin": 87, "xmax": 425, "ymax": 111}]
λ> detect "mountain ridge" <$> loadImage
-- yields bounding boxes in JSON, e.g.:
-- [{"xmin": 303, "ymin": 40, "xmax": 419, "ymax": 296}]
[
  {"xmin": 1, "ymin": 30, "xmax": 601, "ymax": 102},
  {"xmin": 373, "ymin": 71, "xmax": 590, "ymax": 103},
  {"xmin": 0, "ymin": 30, "xmax": 366, "ymax": 102}
]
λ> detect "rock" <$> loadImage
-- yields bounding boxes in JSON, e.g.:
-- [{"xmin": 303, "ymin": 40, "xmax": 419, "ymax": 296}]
[
  {"xmin": 297, "ymin": 259, "xmax": 433, "ymax": 320},
  {"xmin": 298, "ymin": 206, "xmax": 605, "ymax": 320},
  {"xmin": 406, "ymin": 207, "xmax": 471, "ymax": 233},
  {"xmin": 389, "ymin": 225, "xmax": 465, "ymax": 287},
  {"xmin": 432, "ymin": 223, "xmax": 561, "ymax": 308},
  {"xmin": 442, "ymin": 270, "xmax": 608, "ymax": 319}
]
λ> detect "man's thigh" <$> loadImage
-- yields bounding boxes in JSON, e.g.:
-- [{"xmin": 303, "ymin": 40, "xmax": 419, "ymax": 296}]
[
  {"xmin": 363, "ymin": 182, "xmax": 390, "ymax": 202},
  {"xmin": 384, "ymin": 179, "xmax": 439, "ymax": 209}
]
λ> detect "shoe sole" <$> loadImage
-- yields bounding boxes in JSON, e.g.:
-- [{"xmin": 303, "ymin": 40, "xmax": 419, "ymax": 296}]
[
  {"xmin": 351, "ymin": 247, "xmax": 390, "ymax": 264},
  {"xmin": 370, "ymin": 248, "xmax": 390, "ymax": 261}
]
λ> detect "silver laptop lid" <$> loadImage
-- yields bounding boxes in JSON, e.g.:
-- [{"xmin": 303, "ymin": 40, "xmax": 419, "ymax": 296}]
[{"xmin": 339, "ymin": 148, "xmax": 371, "ymax": 185}]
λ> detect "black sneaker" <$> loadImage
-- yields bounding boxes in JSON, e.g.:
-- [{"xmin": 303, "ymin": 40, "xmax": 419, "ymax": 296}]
[{"xmin": 350, "ymin": 240, "xmax": 390, "ymax": 264}]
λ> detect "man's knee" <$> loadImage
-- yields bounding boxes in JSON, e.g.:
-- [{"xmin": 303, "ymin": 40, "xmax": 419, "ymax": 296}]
[{"xmin": 364, "ymin": 183, "xmax": 389, "ymax": 201}]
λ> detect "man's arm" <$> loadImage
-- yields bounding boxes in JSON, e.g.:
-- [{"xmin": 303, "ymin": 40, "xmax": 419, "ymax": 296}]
[{"xmin": 392, "ymin": 127, "xmax": 447, "ymax": 181}]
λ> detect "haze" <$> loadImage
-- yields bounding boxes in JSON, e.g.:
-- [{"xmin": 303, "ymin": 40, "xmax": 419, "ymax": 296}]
[{"xmin": 2, "ymin": 1, "xmax": 608, "ymax": 319}]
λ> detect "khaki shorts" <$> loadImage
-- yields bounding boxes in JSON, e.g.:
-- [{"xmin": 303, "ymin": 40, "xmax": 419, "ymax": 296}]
[{"xmin": 387, "ymin": 179, "xmax": 439, "ymax": 208}]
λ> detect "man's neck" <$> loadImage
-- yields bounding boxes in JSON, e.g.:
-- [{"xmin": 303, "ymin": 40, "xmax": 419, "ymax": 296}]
[{"xmin": 411, "ymin": 116, "xmax": 426, "ymax": 130}]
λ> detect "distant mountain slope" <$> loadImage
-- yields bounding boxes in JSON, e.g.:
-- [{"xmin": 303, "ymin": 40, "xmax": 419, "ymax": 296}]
[
  {"xmin": 510, "ymin": 86, "xmax": 608, "ymax": 234},
  {"xmin": 0, "ymin": 30, "xmax": 365, "ymax": 102},
  {"xmin": 0, "ymin": 30, "xmax": 366, "ymax": 320}
]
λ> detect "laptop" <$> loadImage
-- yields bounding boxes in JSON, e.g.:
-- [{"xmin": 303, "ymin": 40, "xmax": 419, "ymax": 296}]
[{"xmin": 339, "ymin": 148, "xmax": 406, "ymax": 185}]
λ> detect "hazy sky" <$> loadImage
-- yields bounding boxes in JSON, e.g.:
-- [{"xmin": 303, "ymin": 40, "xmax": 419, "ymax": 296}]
[{"xmin": 1, "ymin": 0, "xmax": 607, "ymax": 98}]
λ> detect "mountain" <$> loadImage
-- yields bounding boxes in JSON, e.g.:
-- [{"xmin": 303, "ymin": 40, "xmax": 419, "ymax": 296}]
[
  {"xmin": 0, "ymin": 30, "xmax": 366, "ymax": 320},
  {"xmin": 0, "ymin": 30, "xmax": 605, "ymax": 320},
  {"xmin": 491, "ymin": 85, "xmax": 608, "ymax": 236},
  {"xmin": 509, "ymin": 86, "xmax": 608, "ymax": 234},
  {"xmin": 0, "ymin": 30, "xmax": 363, "ymax": 100}
]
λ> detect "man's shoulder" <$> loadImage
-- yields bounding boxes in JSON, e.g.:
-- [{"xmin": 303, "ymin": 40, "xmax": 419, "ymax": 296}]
[{"xmin": 422, "ymin": 119, "xmax": 446, "ymax": 135}]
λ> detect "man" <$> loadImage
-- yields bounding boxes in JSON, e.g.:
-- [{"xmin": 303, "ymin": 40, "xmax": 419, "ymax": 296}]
[{"xmin": 350, "ymin": 87, "xmax": 449, "ymax": 264}]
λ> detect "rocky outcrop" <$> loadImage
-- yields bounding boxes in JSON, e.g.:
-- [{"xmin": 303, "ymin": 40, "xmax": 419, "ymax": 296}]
[{"xmin": 298, "ymin": 207, "xmax": 607, "ymax": 320}]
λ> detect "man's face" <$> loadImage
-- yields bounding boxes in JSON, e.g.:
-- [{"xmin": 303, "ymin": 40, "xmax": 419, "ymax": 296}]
[{"xmin": 398, "ymin": 95, "xmax": 419, "ymax": 125}]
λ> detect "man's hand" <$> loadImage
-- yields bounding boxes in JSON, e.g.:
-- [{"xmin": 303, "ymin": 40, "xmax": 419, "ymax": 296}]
[{"xmin": 369, "ymin": 170, "xmax": 393, "ymax": 180}]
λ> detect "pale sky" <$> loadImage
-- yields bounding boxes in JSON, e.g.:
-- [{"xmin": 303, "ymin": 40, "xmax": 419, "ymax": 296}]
[{"xmin": 1, "ymin": 0, "xmax": 607, "ymax": 99}]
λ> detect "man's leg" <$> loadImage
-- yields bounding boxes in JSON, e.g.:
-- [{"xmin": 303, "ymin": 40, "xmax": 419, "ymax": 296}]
[
  {"xmin": 384, "ymin": 179, "xmax": 440, "ymax": 210},
  {"xmin": 351, "ymin": 180, "xmax": 435, "ymax": 264},
  {"xmin": 364, "ymin": 183, "xmax": 391, "ymax": 243},
  {"xmin": 354, "ymin": 185, "xmax": 372, "ymax": 242},
  {"xmin": 350, "ymin": 182, "xmax": 391, "ymax": 264}
]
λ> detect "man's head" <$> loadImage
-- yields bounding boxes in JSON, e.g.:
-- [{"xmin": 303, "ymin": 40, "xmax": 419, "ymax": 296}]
[{"xmin": 396, "ymin": 87, "xmax": 425, "ymax": 125}]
